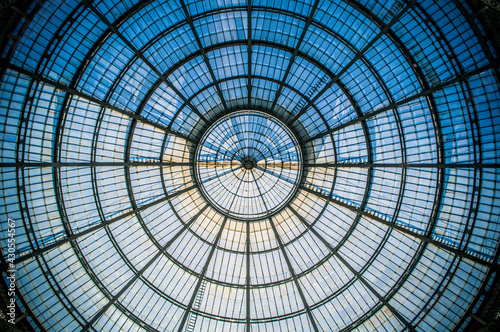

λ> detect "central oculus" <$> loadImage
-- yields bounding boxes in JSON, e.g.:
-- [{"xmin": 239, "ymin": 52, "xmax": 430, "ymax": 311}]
[{"xmin": 194, "ymin": 111, "xmax": 303, "ymax": 221}]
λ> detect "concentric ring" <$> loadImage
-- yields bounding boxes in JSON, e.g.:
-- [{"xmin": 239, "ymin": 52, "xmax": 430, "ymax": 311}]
[{"xmin": 194, "ymin": 111, "xmax": 303, "ymax": 221}]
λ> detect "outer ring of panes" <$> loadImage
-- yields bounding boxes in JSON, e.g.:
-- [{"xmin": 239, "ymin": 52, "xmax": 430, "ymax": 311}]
[
  {"xmin": 4, "ymin": 0, "xmax": 496, "ymax": 330},
  {"xmin": 16, "ymin": 28, "xmax": 390, "ymax": 332}
]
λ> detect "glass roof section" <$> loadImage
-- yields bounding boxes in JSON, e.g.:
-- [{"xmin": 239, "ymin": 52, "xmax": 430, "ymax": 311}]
[{"xmin": 0, "ymin": 0, "xmax": 499, "ymax": 331}]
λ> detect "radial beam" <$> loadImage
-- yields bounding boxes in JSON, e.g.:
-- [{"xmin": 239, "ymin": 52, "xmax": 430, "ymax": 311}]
[
  {"xmin": 247, "ymin": 0, "xmax": 252, "ymax": 108},
  {"xmin": 176, "ymin": 216, "xmax": 229, "ymax": 332},
  {"xmin": 268, "ymin": 0, "xmax": 321, "ymax": 115},
  {"xmin": 304, "ymin": 162, "xmax": 500, "ymax": 169},
  {"xmin": 3, "ymin": 63, "xmax": 197, "ymax": 144},
  {"xmin": 298, "ymin": 185, "xmax": 493, "ymax": 266},
  {"xmin": 179, "ymin": 0, "xmax": 231, "ymax": 115},
  {"xmin": 303, "ymin": 62, "xmax": 495, "ymax": 144},
  {"xmin": 245, "ymin": 221, "xmax": 251, "ymax": 331},
  {"xmin": 80, "ymin": 0, "xmax": 209, "ymax": 125},
  {"xmin": 289, "ymin": 0, "xmax": 417, "ymax": 125},
  {"xmin": 268, "ymin": 217, "xmax": 320, "ymax": 332},
  {"xmin": 81, "ymin": 204, "xmax": 208, "ymax": 331},
  {"xmin": 288, "ymin": 206, "xmax": 416, "ymax": 332},
  {"xmin": 13, "ymin": 184, "xmax": 198, "ymax": 265},
  {"xmin": 1, "ymin": 161, "xmax": 191, "ymax": 168}
]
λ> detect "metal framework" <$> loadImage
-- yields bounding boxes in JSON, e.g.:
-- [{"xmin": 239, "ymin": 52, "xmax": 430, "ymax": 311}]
[{"xmin": 1, "ymin": 0, "xmax": 499, "ymax": 331}]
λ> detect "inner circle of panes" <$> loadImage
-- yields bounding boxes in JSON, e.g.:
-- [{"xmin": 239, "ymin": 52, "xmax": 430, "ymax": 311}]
[{"xmin": 194, "ymin": 111, "xmax": 303, "ymax": 221}]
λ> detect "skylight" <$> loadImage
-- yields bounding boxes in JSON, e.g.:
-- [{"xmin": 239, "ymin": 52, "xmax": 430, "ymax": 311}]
[{"xmin": 0, "ymin": 0, "xmax": 499, "ymax": 331}]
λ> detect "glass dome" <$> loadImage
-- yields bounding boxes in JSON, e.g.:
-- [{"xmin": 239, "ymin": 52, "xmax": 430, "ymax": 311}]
[
  {"xmin": 194, "ymin": 110, "xmax": 303, "ymax": 220},
  {"xmin": 0, "ymin": 0, "xmax": 500, "ymax": 331}
]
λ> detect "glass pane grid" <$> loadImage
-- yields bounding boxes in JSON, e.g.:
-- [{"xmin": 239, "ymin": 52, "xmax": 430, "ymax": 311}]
[{"xmin": 0, "ymin": 0, "xmax": 499, "ymax": 331}]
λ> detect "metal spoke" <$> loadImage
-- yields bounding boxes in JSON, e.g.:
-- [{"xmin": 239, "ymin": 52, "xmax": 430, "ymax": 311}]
[
  {"xmin": 289, "ymin": 0, "xmax": 417, "ymax": 125},
  {"xmin": 288, "ymin": 206, "xmax": 416, "ymax": 332},
  {"xmin": 304, "ymin": 162, "xmax": 500, "ymax": 169},
  {"xmin": 176, "ymin": 216, "xmax": 229, "ymax": 332},
  {"xmin": 1, "ymin": 161, "xmax": 191, "ymax": 168},
  {"xmin": 247, "ymin": 0, "xmax": 253, "ymax": 108},
  {"xmin": 245, "ymin": 221, "xmax": 251, "ymax": 331}
]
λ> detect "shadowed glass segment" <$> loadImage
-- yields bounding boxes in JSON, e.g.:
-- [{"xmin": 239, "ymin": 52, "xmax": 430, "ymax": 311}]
[{"xmin": 195, "ymin": 111, "xmax": 302, "ymax": 220}]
